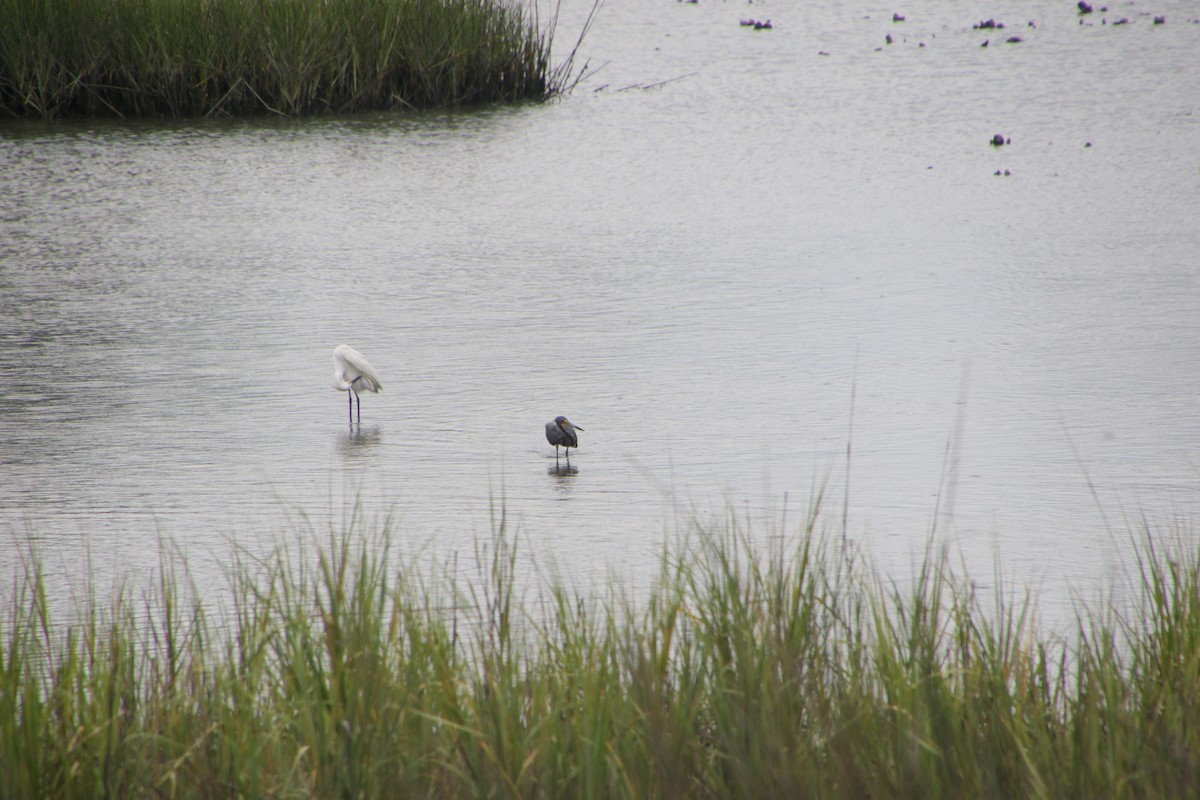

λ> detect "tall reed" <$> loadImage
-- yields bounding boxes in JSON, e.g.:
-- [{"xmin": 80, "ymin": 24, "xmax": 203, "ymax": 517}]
[
  {"xmin": 0, "ymin": 0, "xmax": 585, "ymax": 118},
  {"xmin": 1, "ymin": 505, "xmax": 1197, "ymax": 798}
]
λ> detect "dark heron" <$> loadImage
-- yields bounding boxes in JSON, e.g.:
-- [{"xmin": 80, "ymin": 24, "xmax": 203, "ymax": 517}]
[
  {"xmin": 545, "ymin": 415, "xmax": 584, "ymax": 463},
  {"xmin": 332, "ymin": 344, "xmax": 382, "ymax": 424}
]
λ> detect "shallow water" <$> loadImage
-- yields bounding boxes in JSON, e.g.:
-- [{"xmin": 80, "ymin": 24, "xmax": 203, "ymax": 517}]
[{"xmin": 2, "ymin": 0, "xmax": 1198, "ymax": 623}]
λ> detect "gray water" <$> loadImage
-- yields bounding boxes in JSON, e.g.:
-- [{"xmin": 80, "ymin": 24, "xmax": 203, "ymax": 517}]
[{"xmin": 2, "ymin": 0, "xmax": 1198, "ymax": 621}]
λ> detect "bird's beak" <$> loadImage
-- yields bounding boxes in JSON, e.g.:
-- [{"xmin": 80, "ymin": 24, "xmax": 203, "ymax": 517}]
[{"xmin": 570, "ymin": 423, "xmax": 584, "ymax": 431}]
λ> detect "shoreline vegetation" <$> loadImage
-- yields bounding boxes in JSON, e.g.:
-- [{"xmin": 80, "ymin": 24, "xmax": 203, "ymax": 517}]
[
  {"xmin": 2, "ymin": 505, "xmax": 1198, "ymax": 798},
  {"xmin": 0, "ymin": 0, "xmax": 598, "ymax": 119}
]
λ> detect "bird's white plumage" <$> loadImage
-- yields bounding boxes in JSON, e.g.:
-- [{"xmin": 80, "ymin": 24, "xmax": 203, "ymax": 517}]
[{"xmin": 332, "ymin": 344, "xmax": 382, "ymax": 394}]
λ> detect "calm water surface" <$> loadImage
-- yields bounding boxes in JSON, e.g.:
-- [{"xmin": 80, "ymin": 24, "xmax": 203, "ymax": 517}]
[{"xmin": 2, "ymin": 0, "xmax": 1198, "ymax": 623}]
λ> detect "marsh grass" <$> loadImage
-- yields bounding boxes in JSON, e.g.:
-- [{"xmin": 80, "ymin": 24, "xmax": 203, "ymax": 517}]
[
  {"xmin": 2, "ymin": 504, "xmax": 1198, "ymax": 798},
  {"xmin": 0, "ymin": 0, "xmax": 591, "ymax": 119}
]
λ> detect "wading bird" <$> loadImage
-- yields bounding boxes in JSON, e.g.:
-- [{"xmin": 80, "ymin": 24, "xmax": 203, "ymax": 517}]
[
  {"xmin": 332, "ymin": 344, "xmax": 382, "ymax": 424},
  {"xmin": 545, "ymin": 416, "xmax": 584, "ymax": 464}
]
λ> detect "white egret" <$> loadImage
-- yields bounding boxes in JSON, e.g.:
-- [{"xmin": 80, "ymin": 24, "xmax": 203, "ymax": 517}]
[
  {"xmin": 332, "ymin": 344, "xmax": 382, "ymax": 424},
  {"xmin": 545, "ymin": 415, "xmax": 584, "ymax": 464}
]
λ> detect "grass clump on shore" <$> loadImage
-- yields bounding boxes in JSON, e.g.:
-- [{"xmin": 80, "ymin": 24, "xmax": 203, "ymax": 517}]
[
  {"xmin": 2, "ymin": 507, "xmax": 1198, "ymax": 798},
  {"xmin": 0, "ymin": 0, "xmax": 594, "ymax": 119}
]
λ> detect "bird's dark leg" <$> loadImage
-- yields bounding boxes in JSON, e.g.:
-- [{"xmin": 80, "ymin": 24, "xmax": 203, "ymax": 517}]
[
  {"xmin": 348, "ymin": 391, "xmax": 353, "ymax": 425},
  {"xmin": 349, "ymin": 376, "xmax": 362, "ymax": 425}
]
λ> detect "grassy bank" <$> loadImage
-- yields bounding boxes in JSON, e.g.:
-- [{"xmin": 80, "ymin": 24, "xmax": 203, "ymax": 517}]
[
  {"xmin": 0, "ymin": 0, "xmax": 593, "ymax": 119},
  {"xmin": 2, "ymin": 509, "xmax": 1198, "ymax": 798}
]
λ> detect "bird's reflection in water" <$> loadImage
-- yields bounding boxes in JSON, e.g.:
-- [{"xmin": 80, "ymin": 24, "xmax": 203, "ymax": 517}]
[
  {"xmin": 548, "ymin": 461, "xmax": 579, "ymax": 488},
  {"xmin": 337, "ymin": 426, "xmax": 383, "ymax": 459}
]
